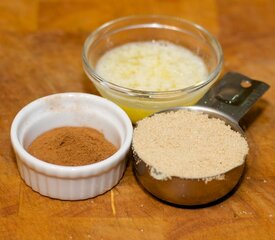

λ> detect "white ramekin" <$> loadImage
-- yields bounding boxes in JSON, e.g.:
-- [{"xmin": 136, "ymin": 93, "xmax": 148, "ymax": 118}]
[{"xmin": 10, "ymin": 93, "xmax": 133, "ymax": 200}]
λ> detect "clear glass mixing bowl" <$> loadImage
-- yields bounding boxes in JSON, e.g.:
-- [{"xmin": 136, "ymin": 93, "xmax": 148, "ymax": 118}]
[{"xmin": 82, "ymin": 15, "xmax": 223, "ymax": 123}]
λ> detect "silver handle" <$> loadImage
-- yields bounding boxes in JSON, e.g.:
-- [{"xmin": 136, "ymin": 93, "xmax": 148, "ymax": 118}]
[{"xmin": 197, "ymin": 72, "xmax": 270, "ymax": 123}]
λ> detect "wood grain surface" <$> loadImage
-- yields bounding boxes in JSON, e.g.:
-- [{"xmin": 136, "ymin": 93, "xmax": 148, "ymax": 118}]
[{"xmin": 0, "ymin": 0, "xmax": 275, "ymax": 239}]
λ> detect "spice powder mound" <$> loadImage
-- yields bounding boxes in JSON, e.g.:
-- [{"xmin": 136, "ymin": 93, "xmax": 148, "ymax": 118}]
[
  {"xmin": 28, "ymin": 127, "xmax": 117, "ymax": 166},
  {"xmin": 132, "ymin": 110, "xmax": 249, "ymax": 179}
]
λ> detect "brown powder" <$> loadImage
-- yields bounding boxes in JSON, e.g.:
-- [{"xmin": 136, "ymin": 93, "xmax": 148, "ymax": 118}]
[
  {"xmin": 28, "ymin": 127, "xmax": 117, "ymax": 166},
  {"xmin": 133, "ymin": 110, "xmax": 249, "ymax": 179}
]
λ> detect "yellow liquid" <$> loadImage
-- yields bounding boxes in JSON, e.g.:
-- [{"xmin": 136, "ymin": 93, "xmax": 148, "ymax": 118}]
[
  {"xmin": 96, "ymin": 41, "xmax": 208, "ymax": 91},
  {"xmin": 118, "ymin": 97, "xmax": 203, "ymax": 123},
  {"xmin": 118, "ymin": 105, "xmax": 156, "ymax": 123},
  {"xmin": 95, "ymin": 41, "xmax": 210, "ymax": 122},
  {"xmin": 99, "ymin": 88, "xmax": 206, "ymax": 123}
]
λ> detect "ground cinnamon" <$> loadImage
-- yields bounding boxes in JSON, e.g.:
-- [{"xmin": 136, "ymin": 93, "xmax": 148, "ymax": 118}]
[{"xmin": 28, "ymin": 127, "xmax": 117, "ymax": 166}]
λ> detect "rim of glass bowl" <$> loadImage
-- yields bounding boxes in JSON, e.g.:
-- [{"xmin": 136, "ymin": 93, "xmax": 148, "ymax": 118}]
[{"xmin": 82, "ymin": 15, "xmax": 223, "ymax": 99}]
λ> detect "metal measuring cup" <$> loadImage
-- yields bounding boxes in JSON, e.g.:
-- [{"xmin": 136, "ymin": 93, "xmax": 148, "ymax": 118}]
[{"xmin": 133, "ymin": 72, "xmax": 269, "ymax": 206}]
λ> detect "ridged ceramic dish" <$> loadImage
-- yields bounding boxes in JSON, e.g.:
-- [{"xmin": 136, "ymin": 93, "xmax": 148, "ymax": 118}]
[{"xmin": 10, "ymin": 93, "xmax": 133, "ymax": 200}]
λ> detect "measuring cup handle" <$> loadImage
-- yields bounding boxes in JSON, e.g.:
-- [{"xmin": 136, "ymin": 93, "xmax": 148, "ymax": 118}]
[{"xmin": 197, "ymin": 72, "xmax": 270, "ymax": 122}]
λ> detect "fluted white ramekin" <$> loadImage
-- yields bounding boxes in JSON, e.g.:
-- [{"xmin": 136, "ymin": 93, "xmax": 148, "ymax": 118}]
[{"xmin": 10, "ymin": 93, "xmax": 133, "ymax": 200}]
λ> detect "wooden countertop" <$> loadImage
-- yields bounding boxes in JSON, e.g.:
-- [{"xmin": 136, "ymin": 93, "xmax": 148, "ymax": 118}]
[{"xmin": 0, "ymin": 0, "xmax": 274, "ymax": 239}]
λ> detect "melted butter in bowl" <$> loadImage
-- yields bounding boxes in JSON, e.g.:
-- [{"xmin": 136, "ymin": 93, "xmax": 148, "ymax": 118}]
[
  {"xmin": 95, "ymin": 41, "xmax": 208, "ymax": 91},
  {"xmin": 83, "ymin": 16, "xmax": 223, "ymax": 123}
]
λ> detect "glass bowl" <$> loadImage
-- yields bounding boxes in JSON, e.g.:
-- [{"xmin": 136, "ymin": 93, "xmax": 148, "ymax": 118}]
[{"xmin": 82, "ymin": 15, "xmax": 223, "ymax": 123}]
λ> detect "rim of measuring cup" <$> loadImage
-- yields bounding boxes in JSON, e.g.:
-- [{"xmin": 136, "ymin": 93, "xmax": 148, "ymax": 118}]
[{"xmin": 82, "ymin": 15, "xmax": 224, "ymax": 99}]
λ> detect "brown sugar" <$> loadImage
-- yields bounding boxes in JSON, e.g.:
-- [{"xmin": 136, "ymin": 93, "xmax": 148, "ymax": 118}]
[
  {"xmin": 28, "ymin": 127, "xmax": 117, "ymax": 166},
  {"xmin": 133, "ymin": 110, "xmax": 249, "ymax": 179}
]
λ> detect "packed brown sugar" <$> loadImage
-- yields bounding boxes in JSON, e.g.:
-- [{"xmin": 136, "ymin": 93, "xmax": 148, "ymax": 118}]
[
  {"xmin": 28, "ymin": 127, "xmax": 117, "ymax": 166},
  {"xmin": 132, "ymin": 110, "xmax": 249, "ymax": 179}
]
